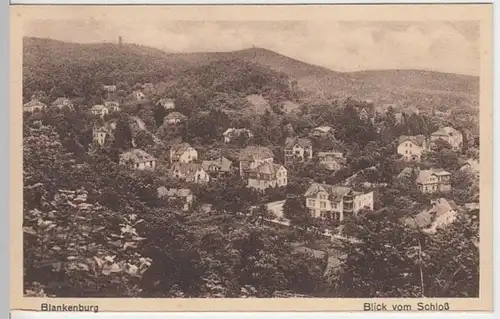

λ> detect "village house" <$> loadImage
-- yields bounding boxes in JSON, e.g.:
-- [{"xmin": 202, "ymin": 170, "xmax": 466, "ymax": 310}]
[
  {"xmin": 397, "ymin": 135, "xmax": 428, "ymax": 162},
  {"xmin": 202, "ymin": 157, "xmax": 233, "ymax": 177},
  {"xmin": 169, "ymin": 143, "xmax": 198, "ymax": 164},
  {"xmin": 460, "ymin": 158, "xmax": 480, "ymax": 178},
  {"xmin": 304, "ymin": 183, "xmax": 374, "ymax": 222},
  {"xmin": 157, "ymin": 98, "xmax": 175, "ymax": 110},
  {"xmin": 119, "ymin": 149, "xmax": 156, "ymax": 171},
  {"xmin": 310, "ymin": 126, "xmax": 334, "ymax": 138},
  {"xmin": 223, "ymin": 128, "xmax": 254, "ymax": 143},
  {"xmin": 284, "ymin": 137, "xmax": 313, "ymax": 165},
  {"xmin": 157, "ymin": 187, "xmax": 194, "ymax": 212},
  {"xmin": 52, "ymin": 97, "xmax": 74, "ymax": 110},
  {"xmin": 317, "ymin": 151, "xmax": 345, "ymax": 171},
  {"xmin": 104, "ymin": 101, "xmax": 121, "ymax": 112},
  {"xmin": 416, "ymin": 168, "xmax": 452, "ymax": 194},
  {"xmin": 103, "ymin": 85, "xmax": 117, "ymax": 92},
  {"xmin": 404, "ymin": 198, "xmax": 459, "ymax": 234},
  {"xmin": 247, "ymin": 162, "xmax": 288, "ymax": 191},
  {"xmin": 90, "ymin": 105, "xmax": 109, "ymax": 118},
  {"xmin": 238, "ymin": 146, "xmax": 275, "ymax": 177},
  {"xmin": 171, "ymin": 163, "xmax": 210, "ymax": 184},
  {"xmin": 164, "ymin": 112, "xmax": 187, "ymax": 124},
  {"xmin": 23, "ymin": 98, "xmax": 47, "ymax": 113},
  {"xmin": 431, "ymin": 126, "xmax": 463, "ymax": 151}
]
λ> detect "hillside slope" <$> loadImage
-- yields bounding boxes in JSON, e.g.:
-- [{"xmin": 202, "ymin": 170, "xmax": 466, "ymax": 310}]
[{"xmin": 23, "ymin": 37, "xmax": 479, "ymax": 109}]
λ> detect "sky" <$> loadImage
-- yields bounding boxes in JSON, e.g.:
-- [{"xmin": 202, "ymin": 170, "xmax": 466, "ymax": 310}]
[{"xmin": 24, "ymin": 19, "xmax": 480, "ymax": 76}]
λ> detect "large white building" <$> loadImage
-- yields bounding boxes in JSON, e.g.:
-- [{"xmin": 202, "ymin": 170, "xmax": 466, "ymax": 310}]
[
  {"xmin": 430, "ymin": 126, "xmax": 463, "ymax": 151},
  {"xmin": 304, "ymin": 183, "xmax": 374, "ymax": 222}
]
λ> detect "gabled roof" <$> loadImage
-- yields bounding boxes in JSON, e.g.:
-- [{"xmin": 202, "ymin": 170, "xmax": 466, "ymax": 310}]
[
  {"xmin": 398, "ymin": 134, "xmax": 427, "ymax": 147},
  {"xmin": 249, "ymin": 162, "xmax": 284, "ymax": 176},
  {"xmin": 416, "ymin": 169, "xmax": 450, "ymax": 184},
  {"xmin": 170, "ymin": 143, "xmax": 194, "ymax": 156},
  {"xmin": 171, "ymin": 162, "xmax": 205, "ymax": 176},
  {"xmin": 202, "ymin": 157, "xmax": 232, "ymax": 172},
  {"xmin": 285, "ymin": 137, "xmax": 312, "ymax": 149},
  {"xmin": 238, "ymin": 146, "xmax": 274, "ymax": 161},
  {"xmin": 304, "ymin": 183, "xmax": 352, "ymax": 201},
  {"xmin": 120, "ymin": 149, "xmax": 155, "ymax": 164},
  {"xmin": 164, "ymin": 112, "xmax": 187, "ymax": 121}
]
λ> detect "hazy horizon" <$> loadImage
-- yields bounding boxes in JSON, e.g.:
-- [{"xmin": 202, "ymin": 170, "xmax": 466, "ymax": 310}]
[{"xmin": 24, "ymin": 20, "xmax": 480, "ymax": 76}]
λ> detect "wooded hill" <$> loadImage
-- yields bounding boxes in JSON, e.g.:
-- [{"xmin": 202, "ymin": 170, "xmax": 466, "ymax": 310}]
[{"xmin": 23, "ymin": 37, "xmax": 479, "ymax": 113}]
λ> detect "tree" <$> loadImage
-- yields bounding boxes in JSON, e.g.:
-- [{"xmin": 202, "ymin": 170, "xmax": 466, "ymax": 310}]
[
  {"xmin": 335, "ymin": 214, "xmax": 423, "ymax": 297},
  {"xmin": 422, "ymin": 215, "xmax": 479, "ymax": 297}
]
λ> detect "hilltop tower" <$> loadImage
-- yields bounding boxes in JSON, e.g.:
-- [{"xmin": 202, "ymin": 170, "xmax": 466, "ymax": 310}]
[{"xmin": 118, "ymin": 36, "xmax": 123, "ymax": 46}]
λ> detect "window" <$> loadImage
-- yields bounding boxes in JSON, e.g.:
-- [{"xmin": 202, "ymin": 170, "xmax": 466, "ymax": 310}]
[
  {"xmin": 333, "ymin": 203, "xmax": 338, "ymax": 209},
  {"xmin": 319, "ymin": 193, "xmax": 327, "ymax": 200},
  {"xmin": 307, "ymin": 199, "xmax": 315, "ymax": 207},
  {"xmin": 320, "ymin": 201, "xmax": 326, "ymax": 209}
]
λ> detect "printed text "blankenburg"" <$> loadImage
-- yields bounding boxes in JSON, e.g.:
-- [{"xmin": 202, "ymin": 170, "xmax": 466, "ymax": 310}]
[{"xmin": 41, "ymin": 303, "xmax": 99, "ymax": 313}]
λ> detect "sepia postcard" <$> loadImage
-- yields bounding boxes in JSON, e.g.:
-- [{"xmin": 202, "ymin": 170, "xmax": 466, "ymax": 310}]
[{"xmin": 10, "ymin": 4, "xmax": 493, "ymax": 313}]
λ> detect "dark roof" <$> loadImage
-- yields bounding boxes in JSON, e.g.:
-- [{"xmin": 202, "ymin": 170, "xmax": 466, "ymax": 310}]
[
  {"xmin": 249, "ymin": 162, "xmax": 284, "ymax": 176},
  {"xmin": 202, "ymin": 157, "xmax": 232, "ymax": 172},
  {"xmin": 285, "ymin": 137, "xmax": 312, "ymax": 149},
  {"xmin": 398, "ymin": 135, "xmax": 427, "ymax": 147},
  {"xmin": 304, "ymin": 183, "xmax": 352, "ymax": 201}
]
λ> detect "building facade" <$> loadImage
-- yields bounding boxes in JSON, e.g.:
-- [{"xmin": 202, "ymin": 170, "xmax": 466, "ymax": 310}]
[
  {"xmin": 416, "ymin": 169, "xmax": 452, "ymax": 194},
  {"xmin": 304, "ymin": 183, "xmax": 374, "ymax": 222},
  {"xmin": 119, "ymin": 149, "xmax": 156, "ymax": 170},
  {"xmin": 247, "ymin": 162, "xmax": 288, "ymax": 191},
  {"xmin": 284, "ymin": 137, "xmax": 313, "ymax": 165},
  {"xmin": 431, "ymin": 126, "xmax": 463, "ymax": 151}
]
